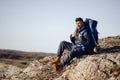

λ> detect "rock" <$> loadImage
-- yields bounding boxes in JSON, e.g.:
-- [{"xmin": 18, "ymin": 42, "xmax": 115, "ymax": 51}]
[
  {"xmin": 10, "ymin": 56, "xmax": 59, "ymax": 80},
  {"xmin": 0, "ymin": 63, "xmax": 21, "ymax": 79},
  {"xmin": 56, "ymin": 53, "xmax": 120, "ymax": 80}
]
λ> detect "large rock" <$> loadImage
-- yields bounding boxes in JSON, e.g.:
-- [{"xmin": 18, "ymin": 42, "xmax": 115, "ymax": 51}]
[{"xmin": 55, "ymin": 53, "xmax": 120, "ymax": 80}]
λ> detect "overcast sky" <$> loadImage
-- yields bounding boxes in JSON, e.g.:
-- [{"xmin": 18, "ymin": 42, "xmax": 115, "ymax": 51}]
[{"xmin": 0, "ymin": 0, "xmax": 120, "ymax": 53}]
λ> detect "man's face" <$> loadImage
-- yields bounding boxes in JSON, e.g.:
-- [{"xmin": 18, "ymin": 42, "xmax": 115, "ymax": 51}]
[{"xmin": 76, "ymin": 21, "xmax": 83, "ymax": 30}]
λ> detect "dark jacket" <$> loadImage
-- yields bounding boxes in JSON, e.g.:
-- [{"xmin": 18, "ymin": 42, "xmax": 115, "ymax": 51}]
[{"xmin": 70, "ymin": 24, "xmax": 95, "ymax": 52}]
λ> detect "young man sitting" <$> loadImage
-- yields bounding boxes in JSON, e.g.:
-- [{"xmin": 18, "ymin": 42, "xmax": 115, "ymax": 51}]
[{"xmin": 50, "ymin": 17, "xmax": 96, "ymax": 71}]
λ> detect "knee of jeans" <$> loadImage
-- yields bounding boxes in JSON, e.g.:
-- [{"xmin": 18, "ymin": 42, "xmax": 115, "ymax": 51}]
[
  {"xmin": 60, "ymin": 40, "xmax": 66, "ymax": 45},
  {"xmin": 68, "ymin": 51, "xmax": 76, "ymax": 59}
]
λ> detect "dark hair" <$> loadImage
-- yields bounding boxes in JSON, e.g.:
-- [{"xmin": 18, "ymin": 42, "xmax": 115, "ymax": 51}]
[{"xmin": 75, "ymin": 17, "xmax": 83, "ymax": 22}]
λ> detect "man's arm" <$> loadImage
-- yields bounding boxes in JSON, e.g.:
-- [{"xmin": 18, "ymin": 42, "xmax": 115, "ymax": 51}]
[{"xmin": 70, "ymin": 32, "xmax": 76, "ymax": 44}]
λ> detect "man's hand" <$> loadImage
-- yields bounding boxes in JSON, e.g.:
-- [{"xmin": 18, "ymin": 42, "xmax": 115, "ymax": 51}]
[
  {"xmin": 72, "ymin": 32, "xmax": 77, "ymax": 37},
  {"xmin": 72, "ymin": 32, "xmax": 82, "ymax": 37}
]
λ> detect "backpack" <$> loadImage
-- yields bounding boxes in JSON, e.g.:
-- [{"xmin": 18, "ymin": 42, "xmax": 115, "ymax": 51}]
[{"xmin": 84, "ymin": 18, "xmax": 98, "ymax": 46}]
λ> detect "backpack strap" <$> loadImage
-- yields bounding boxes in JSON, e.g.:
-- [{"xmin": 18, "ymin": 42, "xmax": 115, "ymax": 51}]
[{"xmin": 80, "ymin": 29, "xmax": 86, "ymax": 35}]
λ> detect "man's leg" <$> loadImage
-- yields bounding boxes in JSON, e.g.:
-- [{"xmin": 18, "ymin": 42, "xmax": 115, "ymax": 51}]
[
  {"xmin": 61, "ymin": 47, "xmax": 84, "ymax": 66},
  {"xmin": 57, "ymin": 41, "xmax": 73, "ymax": 58},
  {"xmin": 50, "ymin": 41, "xmax": 72, "ymax": 66}
]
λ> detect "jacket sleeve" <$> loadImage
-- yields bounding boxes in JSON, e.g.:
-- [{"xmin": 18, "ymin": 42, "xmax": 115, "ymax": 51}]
[{"xmin": 70, "ymin": 34, "xmax": 75, "ymax": 44}]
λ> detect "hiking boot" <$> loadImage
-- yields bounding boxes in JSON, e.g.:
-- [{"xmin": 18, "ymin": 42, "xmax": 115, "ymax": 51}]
[
  {"xmin": 93, "ymin": 46, "xmax": 100, "ymax": 53},
  {"xmin": 49, "ymin": 57, "xmax": 60, "ymax": 65},
  {"xmin": 93, "ymin": 47, "xmax": 97, "ymax": 53},
  {"xmin": 52, "ymin": 62, "xmax": 62, "ymax": 72}
]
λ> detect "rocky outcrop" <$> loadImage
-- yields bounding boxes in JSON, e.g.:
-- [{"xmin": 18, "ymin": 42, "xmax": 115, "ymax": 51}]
[
  {"xmin": 56, "ymin": 53, "xmax": 120, "ymax": 80},
  {"xmin": 10, "ymin": 56, "xmax": 58, "ymax": 80},
  {"xmin": 0, "ymin": 35, "xmax": 120, "ymax": 80}
]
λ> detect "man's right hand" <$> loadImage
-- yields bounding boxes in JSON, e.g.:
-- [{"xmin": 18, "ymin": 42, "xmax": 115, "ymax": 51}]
[{"xmin": 72, "ymin": 32, "xmax": 77, "ymax": 37}]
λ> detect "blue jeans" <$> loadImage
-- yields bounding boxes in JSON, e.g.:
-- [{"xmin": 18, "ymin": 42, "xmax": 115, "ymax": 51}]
[{"xmin": 57, "ymin": 41, "xmax": 86, "ymax": 66}]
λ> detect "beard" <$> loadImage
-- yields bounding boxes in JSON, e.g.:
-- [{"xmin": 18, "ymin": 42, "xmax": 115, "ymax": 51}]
[{"xmin": 77, "ymin": 26, "xmax": 81, "ymax": 31}]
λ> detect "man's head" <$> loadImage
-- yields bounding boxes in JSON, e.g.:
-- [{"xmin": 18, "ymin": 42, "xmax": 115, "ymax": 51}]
[{"xmin": 75, "ymin": 17, "xmax": 84, "ymax": 30}]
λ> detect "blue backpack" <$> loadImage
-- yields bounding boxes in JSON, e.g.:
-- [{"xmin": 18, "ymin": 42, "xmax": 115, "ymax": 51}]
[{"xmin": 84, "ymin": 18, "xmax": 98, "ymax": 46}]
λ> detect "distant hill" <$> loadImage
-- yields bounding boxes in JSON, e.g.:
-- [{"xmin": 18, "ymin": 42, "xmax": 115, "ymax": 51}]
[
  {"xmin": 0, "ymin": 49, "xmax": 55, "ymax": 59},
  {"xmin": 0, "ymin": 49, "xmax": 55, "ymax": 68}
]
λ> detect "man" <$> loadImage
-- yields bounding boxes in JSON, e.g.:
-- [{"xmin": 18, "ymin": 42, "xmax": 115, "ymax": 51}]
[{"xmin": 50, "ymin": 17, "xmax": 95, "ymax": 71}]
